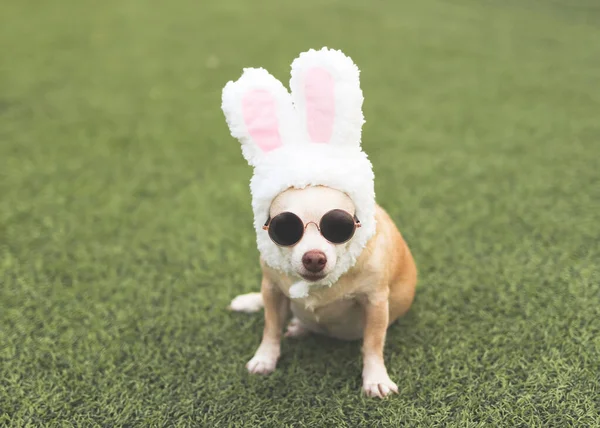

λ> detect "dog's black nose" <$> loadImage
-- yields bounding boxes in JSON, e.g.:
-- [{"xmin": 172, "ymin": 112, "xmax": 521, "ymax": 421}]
[{"xmin": 302, "ymin": 250, "xmax": 327, "ymax": 273}]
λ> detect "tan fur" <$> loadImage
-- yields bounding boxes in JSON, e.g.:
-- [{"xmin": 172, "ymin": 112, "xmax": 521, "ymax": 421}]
[{"xmin": 240, "ymin": 187, "xmax": 417, "ymax": 398}]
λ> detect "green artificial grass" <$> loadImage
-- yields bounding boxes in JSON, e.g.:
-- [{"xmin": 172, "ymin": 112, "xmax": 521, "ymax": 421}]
[{"xmin": 1, "ymin": 0, "xmax": 599, "ymax": 425}]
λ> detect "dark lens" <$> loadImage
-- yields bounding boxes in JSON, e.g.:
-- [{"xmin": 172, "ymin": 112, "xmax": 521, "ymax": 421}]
[
  {"xmin": 268, "ymin": 212, "xmax": 304, "ymax": 246},
  {"xmin": 320, "ymin": 209, "xmax": 356, "ymax": 244}
]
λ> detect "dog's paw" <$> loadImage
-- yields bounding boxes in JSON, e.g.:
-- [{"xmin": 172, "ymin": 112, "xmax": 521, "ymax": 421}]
[
  {"xmin": 284, "ymin": 317, "xmax": 309, "ymax": 338},
  {"xmin": 362, "ymin": 367, "xmax": 398, "ymax": 398},
  {"xmin": 246, "ymin": 354, "xmax": 278, "ymax": 375},
  {"xmin": 362, "ymin": 379, "xmax": 398, "ymax": 398},
  {"xmin": 228, "ymin": 292, "xmax": 263, "ymax": 313}
]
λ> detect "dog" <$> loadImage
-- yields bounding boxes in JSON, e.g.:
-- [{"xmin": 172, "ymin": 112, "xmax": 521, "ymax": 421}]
[
  {"xmin": 221, "ymin": 47, "xmax": 417, "ymax": 398},
  {"xmin": 229, "ymin": 185, "xmax": 417, "ymax": 398}
]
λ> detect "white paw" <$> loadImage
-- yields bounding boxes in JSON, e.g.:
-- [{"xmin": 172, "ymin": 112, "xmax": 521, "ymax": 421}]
[
  {"xmin": 228, "ymin": 292, "xmax": 263, "ymax": 313},
  {"xmin": 362, "ymin": 366, "xmax": 398, "ymax": 398},
  {"xmin": 246, "ymin": 354, "xmax": 278, "ymax": 375},
  {"xmin": 363, "ymin": 379, "xmax": 398, "ymax": 398},
  {"xmin": 284, "ymin": 317, "xmax": 309, "ymax": 338}
]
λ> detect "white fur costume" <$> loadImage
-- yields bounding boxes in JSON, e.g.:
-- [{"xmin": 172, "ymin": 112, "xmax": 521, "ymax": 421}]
[{"xmin": 221, "ymin": 48, "xmax": 376, "ymax": 295}]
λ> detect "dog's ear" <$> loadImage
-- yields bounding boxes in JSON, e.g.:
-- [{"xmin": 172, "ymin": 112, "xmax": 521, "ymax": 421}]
[
  {"xmin": 222, "ymin": 68, "xmax": 300, "ymax": 166},
  {"xmin": 289, "ymin": 48, "xmax": 365, "ymax": 148}
]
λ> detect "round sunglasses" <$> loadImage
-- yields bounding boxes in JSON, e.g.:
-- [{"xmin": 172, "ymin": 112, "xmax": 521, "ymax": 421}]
[{"xmin": 262, "ymin": 209, "xmax": 361, "ymax": 247}]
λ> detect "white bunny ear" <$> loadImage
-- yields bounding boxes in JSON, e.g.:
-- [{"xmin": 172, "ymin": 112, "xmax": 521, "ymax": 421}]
[
  {"xmin": 290, "ymin": 47, "xmax": 365, "ymax": 148},
  {"xmin": 222, "ymin": 68, "xmax": 298, "ymax": 166}
]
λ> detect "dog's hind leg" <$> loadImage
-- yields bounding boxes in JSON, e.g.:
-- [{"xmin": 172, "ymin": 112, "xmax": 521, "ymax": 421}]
[
  {"xmin": 228, "ymin": 292, "xmax": 264, "ymax": 313},
  {"xmin": 284, "ymin": 317, "xmax": 310, "ymax": 338}
]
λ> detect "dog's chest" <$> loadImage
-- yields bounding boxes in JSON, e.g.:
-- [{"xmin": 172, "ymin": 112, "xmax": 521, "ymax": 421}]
[
  {"xmin": 289, "ymin": 285, "xmax": 366, "ymax": 340},
  {"xmin": 290, "ymin": 295, "xmax": 364, "ymax": 340},
  {"xmin": 296, "ymin": 289, "xmax": 355, "ymax": 314},
  {"xmin": 273, "ymin": 267, "xmax": 369, "ymax": 338}
]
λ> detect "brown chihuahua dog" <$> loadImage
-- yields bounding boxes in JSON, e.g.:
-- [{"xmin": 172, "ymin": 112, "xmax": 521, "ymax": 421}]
[
  {"xmin": 222, "ymin": 47, "xmax": 417, "ymax": 398},
  {"xmin": 230, "ymin": 186, "xmax": 417, "ymax": 398}
]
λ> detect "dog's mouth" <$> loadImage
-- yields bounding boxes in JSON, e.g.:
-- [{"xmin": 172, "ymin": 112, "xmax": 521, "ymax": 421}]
[{"xmin": 300, "ymin": 272, "xmax": 327, "ymax": 282}]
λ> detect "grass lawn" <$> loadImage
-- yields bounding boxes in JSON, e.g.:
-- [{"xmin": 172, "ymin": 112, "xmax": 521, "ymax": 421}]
[{"xmin": 1, "ymin": 0, "xmax": 599, "ymax": 425}]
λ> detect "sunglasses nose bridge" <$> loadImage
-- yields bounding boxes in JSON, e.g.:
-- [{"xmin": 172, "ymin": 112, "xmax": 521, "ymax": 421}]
[{"xmin": 304, "ymin": 221, "xmax": 320, "ymax": 232}]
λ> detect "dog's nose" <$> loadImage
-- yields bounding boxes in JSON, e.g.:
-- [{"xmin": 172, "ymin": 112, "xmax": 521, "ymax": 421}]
[{"xmin": 302, "ymin": 250, "xmax": 327, "ymax": 273}]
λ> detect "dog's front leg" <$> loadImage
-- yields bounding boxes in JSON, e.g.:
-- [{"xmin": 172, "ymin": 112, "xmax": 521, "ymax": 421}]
[
  {"xmin": 360, "ymin": 295, "xmax": 398, "ymax": 398},
  {"xmin": 246, "ymin": 274, "xmax": 289, "ymax": 375}
]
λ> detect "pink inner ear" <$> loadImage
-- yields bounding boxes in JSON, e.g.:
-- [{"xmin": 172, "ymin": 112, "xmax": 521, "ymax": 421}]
[
  {"xmin": 242, "ymin": 89, "xmax": 282, "ymax": 153},
  {"xmin": 304, "ymin": 67, "xmax": 335, "ymax": 144}
]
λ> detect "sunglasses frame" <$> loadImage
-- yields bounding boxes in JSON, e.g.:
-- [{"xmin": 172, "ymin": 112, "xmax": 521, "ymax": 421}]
[{"xmin": 262, "ymin": 209, "xmax": 362, "ymax": 247}]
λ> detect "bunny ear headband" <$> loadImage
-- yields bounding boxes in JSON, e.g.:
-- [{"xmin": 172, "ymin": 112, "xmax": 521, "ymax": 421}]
[{"xmin": 221, "ymin": 47, "xmax": 376, "ymax": 284}]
